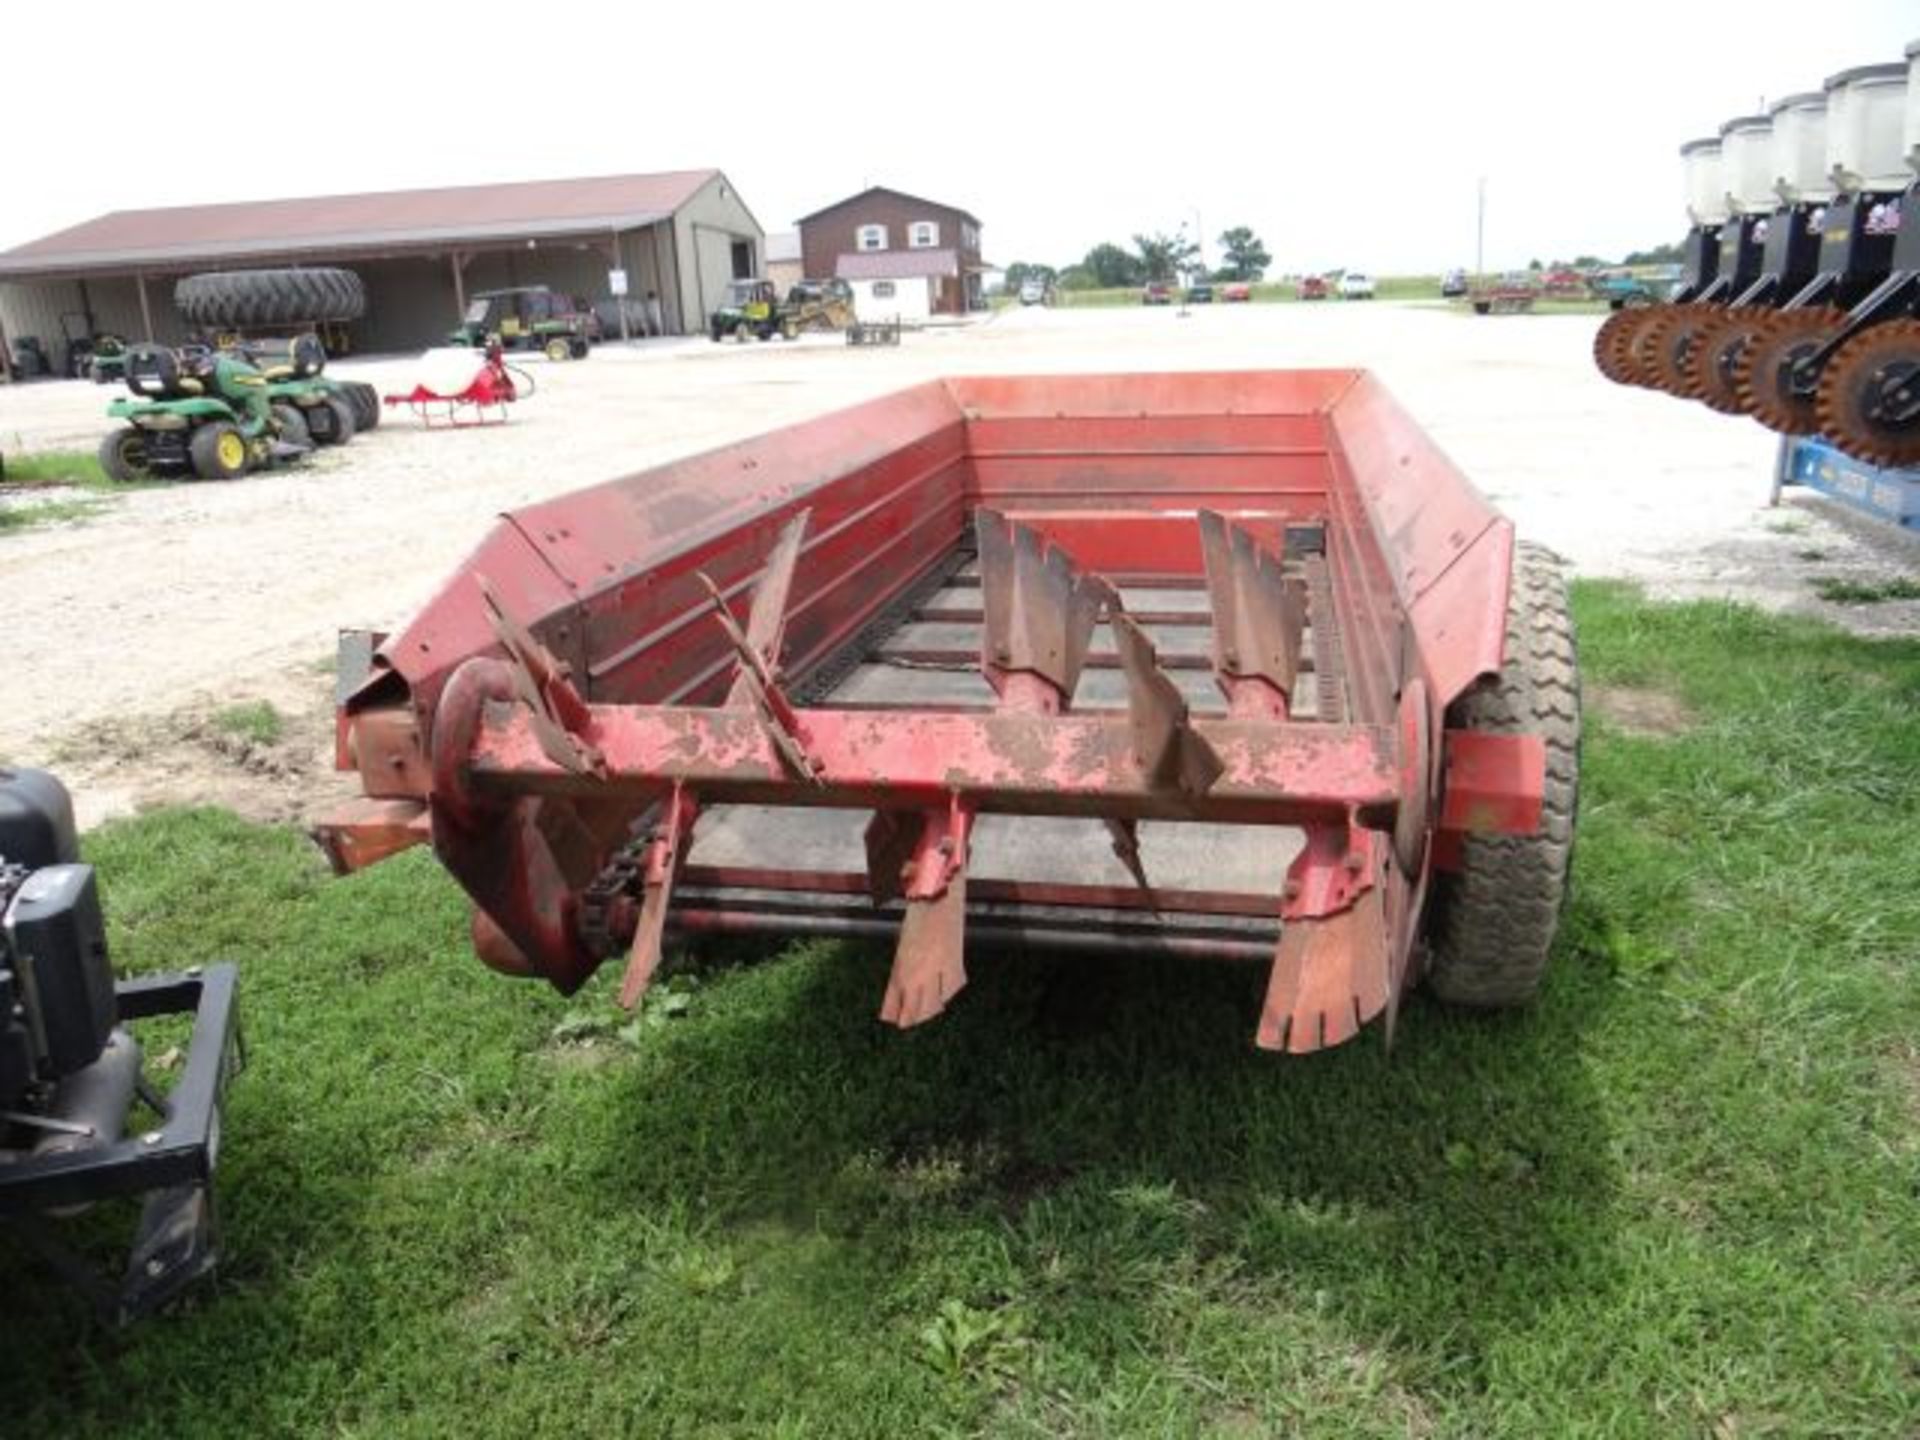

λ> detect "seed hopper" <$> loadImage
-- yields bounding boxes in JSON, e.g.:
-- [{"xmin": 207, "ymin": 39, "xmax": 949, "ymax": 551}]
[
  {"xmin": 320, "ymin": 372, "xmax": 1576, "ymax": 1054},
  {"xmin": 1601, "ymin": 52, "xmax": 1920, "ymax": 465}
]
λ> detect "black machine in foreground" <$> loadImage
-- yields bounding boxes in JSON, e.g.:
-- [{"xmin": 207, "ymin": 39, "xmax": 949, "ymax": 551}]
[{"xmin": 0, "ymin": 769, "xmax": 241, "ymax": 1323}]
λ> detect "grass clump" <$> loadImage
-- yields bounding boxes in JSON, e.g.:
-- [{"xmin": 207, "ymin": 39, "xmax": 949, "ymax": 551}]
[
  {"xmin": 0, "ymin": 497, "xmax": 101, "ymax": 533},
  {"xmin": 212, "ymin": 700, "xmax": 285, "ymax": 746},
  {"xmin": 4, "ymin": 585, "xmax": 1917, "ymax": 1437},
  {"xmin": 5, "ymin": 449, "xmax": 113, "ymax": 490},
  {"xmin": 1814, "ymin": 575, "xmax": 1920, "ymax": 605},
  {"xmin": 1, "ymin": 448, "xmax": 129, "ymax": 535}
]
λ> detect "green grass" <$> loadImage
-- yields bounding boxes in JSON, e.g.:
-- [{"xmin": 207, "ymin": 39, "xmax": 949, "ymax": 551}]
[
  {"xmin": 4, "ymin": 448, "xmax": 113, "ymax": 490},
  {"xmin": 1814, "ymin": 575, "xmax": 1920, "ymax": 605},
  {"xmin": 0, "ymin": 496, "xmax": 102, "ymax": 533},
  {"xmin": 7, "ymin": 585, "xmax": 1918, "ymax": 1437},
  {"xmin": 213, "ymin": 700, "xmax": 286, "ymax": 746},
  {"xmin": 1056, "ymin": 275, "xmax": 1445, "ymax": 308},
  {"xmin": 0, "ymin": 448, "xmax": 135, "ymax": 536}
]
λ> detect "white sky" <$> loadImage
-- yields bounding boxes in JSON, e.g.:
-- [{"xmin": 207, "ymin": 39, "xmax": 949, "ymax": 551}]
[{"xmin": 0, "ymin": 2, "xmax": 1913, "ymax": 275}]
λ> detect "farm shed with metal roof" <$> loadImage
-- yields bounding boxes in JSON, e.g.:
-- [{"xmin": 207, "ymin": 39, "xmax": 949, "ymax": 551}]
[{"xmin": 0, "ymin": 168, "xmax": 764, "ymax": 364}]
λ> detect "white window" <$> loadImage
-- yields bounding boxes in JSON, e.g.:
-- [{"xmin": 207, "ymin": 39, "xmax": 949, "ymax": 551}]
[
  {"xmin": 961, "ymin": 223, "xmax": 978, "ymax": 251},
  {"xmin": 909, "ymin": 221, "xmax": 939, "ymax": 249},
  {"xmin": 872, "ymin": 281, "xmax": 896, "ymax": 298},
  {"xmin": 857, "ymin": 224, "xmax": 887, "ymax": 252}
]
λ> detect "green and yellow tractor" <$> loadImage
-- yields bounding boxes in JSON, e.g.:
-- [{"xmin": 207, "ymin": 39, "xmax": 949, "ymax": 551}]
[
  {"xmin": 709, "ymin": 278, "xmax": 856, "ymax": 342},
  {"xmin": 97, "ymin": 337, "xmax": 373, "ymax": 481},
  {"xmin": 450, "ymin": 287, "xmax": 596, "ymax": 361}
]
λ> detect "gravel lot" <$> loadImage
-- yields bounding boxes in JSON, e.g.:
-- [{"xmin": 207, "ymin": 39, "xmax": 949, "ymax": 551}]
[{"xmin": 3, "ymin": 300, "xmax": 1914, "ymax": 824}]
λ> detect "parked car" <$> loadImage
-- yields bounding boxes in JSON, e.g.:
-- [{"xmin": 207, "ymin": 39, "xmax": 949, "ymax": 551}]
[
  {"xmin": 1018, "ymin": 278, "xmax": 1048, "ymax": 306},
  {"xmin": 1142, "ymin": 281, "xmax": 1175, "ymax": 305},
  {"xmin": 1186, "ymin": 278, "xmax": 1214, "ymax": 304},
  {"xmin": 1222, "ymin": 282, "xmax": 1253, "ymax": 303},
  {"xmin": 1440, "ymin": 268, "xmax": 1468, "ymax": 298},
  {"xmin": 1339, "ymin": 272, "xmax": 1376, "ymax": 300},
  {"xmin": 1296, "ymin": 275, "xmax": 1329, "ymax": 301},
  {"xmin": 1542, "ymin": 267, "xmax": 1585, "ymax": 297}
]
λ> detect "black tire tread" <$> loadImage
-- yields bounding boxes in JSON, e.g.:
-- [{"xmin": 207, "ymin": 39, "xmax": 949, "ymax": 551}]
[
  {"xmin": 350, "ymin": 382, "xmax": 381, "ymax": 431},
  {"xmin": 98, "ymin": 427, "xmax": 147, "ymax": 482},
  {"xmin": 175, "ymin": 268, "xmax": 366, "ymax": 329},
  {"xmin": 1424, "ymin": 541, "xmax": 1580, "ymax": 1008}
]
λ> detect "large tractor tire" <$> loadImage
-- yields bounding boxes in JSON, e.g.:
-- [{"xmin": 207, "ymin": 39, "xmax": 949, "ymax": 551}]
[
  {"xmin": 174, "ymin": 268, "xmax": 366, "ymax": 330},
  {"xmin": 1423, "ymin": 542, "xmax": 1581, "ymax": 1009}
]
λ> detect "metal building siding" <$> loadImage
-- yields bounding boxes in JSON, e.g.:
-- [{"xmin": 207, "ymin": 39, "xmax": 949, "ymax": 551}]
[
  {"xmin": 1, "ymin": 277, "xmax": 187, "ymax": 358},
  {"xmin": 671, "ymin": 174, "xmax": 765, "ymax": 334},
  {"xmin": 6, "ymin": 211, "xmax": 719, "ymax": 352},
  {"xmin": 352, "ymin": 259, "xmax": 459, "ymax": 352}
]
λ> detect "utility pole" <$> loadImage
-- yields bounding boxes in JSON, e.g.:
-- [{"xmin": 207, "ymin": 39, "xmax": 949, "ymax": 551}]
[{"xmin": 1476, "ymin": 177, "xmax": 1486, "ymax": 277}]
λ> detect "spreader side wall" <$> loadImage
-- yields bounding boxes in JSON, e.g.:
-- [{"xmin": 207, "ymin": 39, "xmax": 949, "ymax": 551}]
[
  {"xmin": 1323, "ymin": 373, "xmax": 1513, "ymax": 721},
  {"xmin": 946, "ymin": 371, "xmax": 1352, "ymax": 572},
  {"xmin": 361, "ymin": 380, "xmax": 972, "ymax": 719}
]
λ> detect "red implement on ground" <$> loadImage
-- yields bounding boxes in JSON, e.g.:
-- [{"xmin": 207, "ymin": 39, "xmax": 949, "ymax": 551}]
[
  {"xmin": 320, "ymin": 371, "xmax": 1579, "ymax": 1054},
  {"xmin": 383, "ymin": 342, "xmax": 531, "ymax": 427}
]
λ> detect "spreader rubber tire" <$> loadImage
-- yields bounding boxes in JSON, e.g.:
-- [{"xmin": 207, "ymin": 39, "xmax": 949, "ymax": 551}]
[
  {"xmin": 1423, "ymin": 542, "xmax": 1581, "ymax": 1009},
  {"xmin": 174, "ymin": 268, "xmax": 366, "ymax": 329},
  {"xmin": 189, "ymin": 422, "xmax": 251, "ymax": 481},
  {"xmin": 98, "ymin": 426, "xmax": 150, "ymax": 482},
  {"xmin": 357, "ymin": 382, "xmax": 382, "ymax": 430}
]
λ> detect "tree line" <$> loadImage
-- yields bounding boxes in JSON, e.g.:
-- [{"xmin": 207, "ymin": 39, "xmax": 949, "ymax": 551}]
[{"xmin": 1005, "ymin": 226, "xmax": 1273, "ymax": 293}]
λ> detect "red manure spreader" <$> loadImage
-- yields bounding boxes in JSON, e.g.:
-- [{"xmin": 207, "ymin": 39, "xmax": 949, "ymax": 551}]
[{"xmin": 320, "ymin": 372, "xmax": 1578, "ymax": 1055}]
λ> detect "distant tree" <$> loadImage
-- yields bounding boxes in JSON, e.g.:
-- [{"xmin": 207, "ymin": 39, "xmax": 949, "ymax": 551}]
[
  {"xmin": 1572, "ymin": 254, "xmax": 1606, "ymax": 269},
  {"xmin": 1081, "ymin": 243, "xmax": 1145, "ymax": 288},
  {"xmin": 1003, "ymin": 261, "xmax": 1059, "ymax": 291},
  {"xmin": 1215, "ymin": 226, "xmax": 1271, "ymax": 282},
  {"xmin": 1528, "ymin": 258, "xmax": 1544, "ymax": 270},
  {"xmin": 1056, "ymin": 264, "xmax": 1096, "ymax": 290},
  {"xmin": 1133, "ymin": 231, "xmax": 1198, "ymax": 283},
  {"xmin": 1621, "ymin": 240, "xmax": 1684, "ymax": 266}
]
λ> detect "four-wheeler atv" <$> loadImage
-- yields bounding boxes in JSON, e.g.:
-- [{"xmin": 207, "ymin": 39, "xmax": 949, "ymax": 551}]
[{"xmin": 451, "ymin": 287, "xmax": 596, "ymax": 361}]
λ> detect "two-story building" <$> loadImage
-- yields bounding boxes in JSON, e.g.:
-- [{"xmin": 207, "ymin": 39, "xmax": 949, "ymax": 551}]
[{"xmin": 796, "ymin": 186, "xmax": 985, "ymax": 321}]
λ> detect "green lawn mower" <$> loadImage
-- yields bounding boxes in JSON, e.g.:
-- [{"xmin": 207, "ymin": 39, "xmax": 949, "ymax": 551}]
[
  {"xmin": 243, "ymin": 335, "xmax": 381, "ymax": 441},
  {"xmin": 98, "ymin": 338, "xmax": 371, "ymax": 482}
]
